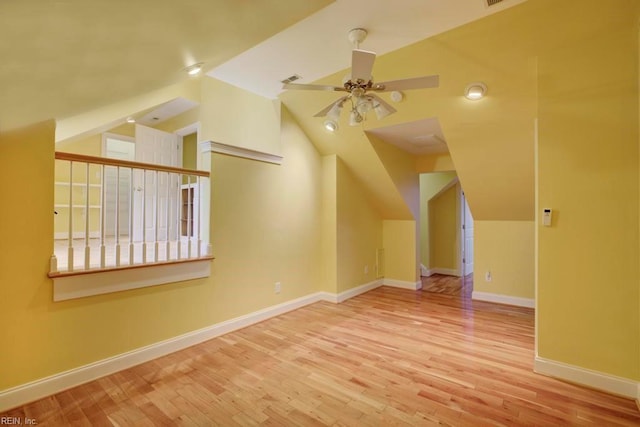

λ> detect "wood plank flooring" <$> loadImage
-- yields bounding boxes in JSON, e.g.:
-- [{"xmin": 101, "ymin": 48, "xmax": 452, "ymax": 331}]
[
  {"xmin": 421, "ymin": 273, "xmax": 472, "ymax": 297},
  {"xmin": 3, "ymin": 287, "xmax": 640, "ymax": 426}
]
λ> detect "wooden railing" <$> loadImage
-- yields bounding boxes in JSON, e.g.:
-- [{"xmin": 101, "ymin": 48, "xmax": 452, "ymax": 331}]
[{"xmin": 50, "ymin": 152, "xmax": 211, "ymax": 275}]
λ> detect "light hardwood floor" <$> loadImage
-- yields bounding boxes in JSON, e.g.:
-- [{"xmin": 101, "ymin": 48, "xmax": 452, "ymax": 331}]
[
  {"xmin": 3, "ymin": 287, "xmax": 640, "ymax": 426},
  {"xmin": 421, "ymin": 273, "xmax": 472, "ymax": 297}
]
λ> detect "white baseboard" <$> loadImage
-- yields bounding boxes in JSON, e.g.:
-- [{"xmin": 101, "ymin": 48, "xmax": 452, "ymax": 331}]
[
  {"xmin": 331, "ymin": 279, "xmax": 383, "ymax": 303},
  {"xmin": 534, "ymin": 356, "xmax": 639, "ymax": 399},
  {"xmin": 383, "ymin": 278, "xmax": 422, "ymax": 290},
  {"xmin": 472, "ymin": 291, "xmax": 535, "ymax": 308},
  {"xmin": 0, "ymin": 280, "xmax": 384, "ymax": 412},
  {"xmin": 0, "ymin": 291, "xmax": 326, "ymax": 412}
]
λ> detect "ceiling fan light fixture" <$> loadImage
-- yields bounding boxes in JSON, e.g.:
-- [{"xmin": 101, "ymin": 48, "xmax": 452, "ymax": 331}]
[
  {"xmin": 465, "ymin": 82, "xmax": 487, "ymax": 100},
  {"xmin": 349, "ymin": 109, "xmax": 364, "ymax": 126},
  {"xmin": 327, "ymin": 101, "xmax": 344, "ymax": 121},
  {"xmin": 373, "ymin": 102, "xmax": 392, "ymax": 120},
  {"xmin": 355, "ymin": 96, "xmax": 373, "ymax": 115}
]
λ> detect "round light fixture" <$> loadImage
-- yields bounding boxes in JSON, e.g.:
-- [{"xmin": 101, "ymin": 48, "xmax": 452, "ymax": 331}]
[
  {"xmin": 464, "ymin": 82, "xmax": 487, "ymax": 100},
  {"xmin": 324, "ymin": 119, "xmax": 338, "ymax": 132},
  {"xmin": 126, "ymin": 117, "xmax": 136, "ymax": 123}
]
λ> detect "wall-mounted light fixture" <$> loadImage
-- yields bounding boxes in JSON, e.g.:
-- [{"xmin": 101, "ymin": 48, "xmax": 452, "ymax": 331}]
[{"xmin": 464, "ymin": 82, "xmax": 487, "ymax": 100}]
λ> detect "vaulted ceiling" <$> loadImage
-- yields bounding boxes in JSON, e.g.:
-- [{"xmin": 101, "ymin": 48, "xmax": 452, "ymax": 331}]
[
  {"xmin": 0, "ymin": 0, "xmax": 331, "ymax": 131},
  {"xmin": 1, "ymin": 0, "xmax": 526, "ymax": 132}
]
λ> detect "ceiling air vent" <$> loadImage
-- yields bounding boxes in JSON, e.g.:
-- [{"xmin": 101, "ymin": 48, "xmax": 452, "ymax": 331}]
[
  {"xmin": 281, "ymin": 74, "xmax": 302, "ymax": 84},
  {"xmin": 486, "ymin": 0, "xmax": 504, "ymax": 6}
]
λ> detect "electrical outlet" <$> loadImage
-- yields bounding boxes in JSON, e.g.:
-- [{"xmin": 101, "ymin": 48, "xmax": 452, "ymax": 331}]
[
  {"xmin": 364, "ymin": 265, "xmax": 369, "ymax": 274},
  {"xmin": 275, "ymin": 282, "xmax": 281, "ymax": 294},
  {"xmin": 485, "ymin": 271, "xmax": 492, "ymax": 282}
]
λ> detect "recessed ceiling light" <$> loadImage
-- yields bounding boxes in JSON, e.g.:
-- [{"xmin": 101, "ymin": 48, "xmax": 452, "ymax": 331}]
[
  {"xmin": 126, "ymin": 117, "xmax": 136, "ymax": 123},
  {"xmin": 185, "ymin": 63, "xmax": 204, "ymax": 76}
]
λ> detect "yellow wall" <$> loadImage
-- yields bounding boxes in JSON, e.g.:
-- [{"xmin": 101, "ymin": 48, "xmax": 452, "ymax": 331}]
[
  {"xmin": 416, "ymin": 153, "xmax": 455, "ymax": 174},
  {"xmin": 420, "ymin": 172, "xmax": 457, "ymax": 270},
  {"xmin": 368, "ymin": 134, "xmax": 421, "ymax": 220},
  {"xmin": 182, "ymin": 133, "xmax": 197, "ymax": 170},
  {"xmin": 0, "ymin": 101, "xmax": 325, "ymax": 391},
  {"xmin": 321, "ymin": 155, "xmax": 337, "ymax": 293},
  {"xmin": 429, "ymin": 183, "xmax": 459, "ymax": 272},
  {"xmin": 199, "ymin": 77, "xmax": 281, "ymax": 156},
  {"xmin": 382, "ymin": 220, "xmax": 418, "ymax": 283},
  {"xmin": 473, "ymin": 221, "xmax": 534, "ymax": 299},
  {"xmin": 536, "ymin": 0, "xmax": 639, "ymax": 379},
  {"xmin": 336, "ymin": 157, "xmax": 383, "ymax": 292}
]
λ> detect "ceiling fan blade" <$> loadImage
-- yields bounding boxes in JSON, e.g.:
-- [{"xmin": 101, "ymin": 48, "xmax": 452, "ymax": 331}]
[
  {"xmin": 351, "ymin": 49, "xmax": 376, "ymax": 82},
  {"xmin": 373, "ymin": 75, "xmax": 439, "ymax": 92},
  {"xmin": 283, "ymin": 83, "xmax": 346, "ymax": 92},
  {"xmin": 313, "ymin": 96, "xmax": 348, "ymax": 117},
  {"xmin": 369, "ymin": 94, "xmax": 397, "ymax": 115}
]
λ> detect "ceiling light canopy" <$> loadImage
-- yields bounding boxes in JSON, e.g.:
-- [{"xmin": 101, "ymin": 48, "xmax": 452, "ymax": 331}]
[{"xmin": 465, "ymin": 82, "xmax": 487, "ymax": 100}]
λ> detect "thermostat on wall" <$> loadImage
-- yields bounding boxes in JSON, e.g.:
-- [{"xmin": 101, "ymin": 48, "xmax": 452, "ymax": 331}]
[{"xmin": 543, "ymin": 209, "xmax": 552, "ymax": 226}]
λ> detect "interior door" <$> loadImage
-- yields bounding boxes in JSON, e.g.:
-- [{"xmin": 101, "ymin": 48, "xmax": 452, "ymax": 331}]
[
  {"xmin": 133, "ymin": 124, "xmax": 181, "ymax": 242},
  {"xmin": 104, "ymin": 136, "xmax": 135, "ymax": 237}
]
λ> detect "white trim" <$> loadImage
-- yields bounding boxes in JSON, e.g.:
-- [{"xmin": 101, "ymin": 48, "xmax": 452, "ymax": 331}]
[
  {"xmin": 534, "ymin": 357, "xmax": 639, "ymax": 399},
  {"xmin": 0, "ymin": 280, "xmax": 382, "ymax": 412},
  {"xmin": 425, "ymin": 268, "xmax": 459, "ymax": 277},
  {"xmin": 472, "ymin": 291, "xmax": 534, "ymax": 308},
  {"xmin": 52, "ymin": 259, "xmax": 212, "ymax": 301},
  {"xmin": 0, "ymin": 280, "xmax": 386, "ymax": 411},
  {"xmin": 334, "ymin": 279, "xmax": 383, "ymax": 303},
  {"xmin": 174, "ymin": 122, "xmax": 200, "ymax": 137},
  {"xmin": 0, "ymin": 291, "xmax": 326, "ymax": 412},
  {"xmin": 383, "ymin": 278, "xmax": 423, "ymax": 290},
  {"xmin": 200, "ymin": 140, "xmax": 283, "ymax": 165}
]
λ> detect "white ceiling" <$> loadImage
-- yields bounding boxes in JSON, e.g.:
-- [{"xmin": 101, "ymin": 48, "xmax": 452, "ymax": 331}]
[{"xmin": 209, "ymin": 0, "xmax": 527, "ymax": 99}]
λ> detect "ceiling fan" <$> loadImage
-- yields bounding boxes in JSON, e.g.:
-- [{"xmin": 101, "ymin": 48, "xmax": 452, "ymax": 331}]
[{"xmin": 282, "ymin": 28, "xmax": 439, "ymax": 131}]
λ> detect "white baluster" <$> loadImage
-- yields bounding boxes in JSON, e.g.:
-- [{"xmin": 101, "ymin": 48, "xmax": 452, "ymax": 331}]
[
  {"xmin": 154, "ymin": 170, "xmax": 159, "ymax": 262},
  {"xmin": 115, "ymin": 166, "xmax": 121, "ymax": 266},
  {"xmin": 129, "ymin": 167, "xmax": 134, "ymax": 266},
  {"xmin": 67, "ymin": 161, "xmax": 74, "ymax": 272},
  {"xmin": 142, "ymin": 170, "xmax": 147, "ymax": 264},
  {"xmin": 176, "ymin": 174, "xmax": 182, "ymax": 260},
  {"xmin": 165, "ymin": 171, "xmax": 171, "ymax": 261},
  {"xmin": 187, "ymin": 175, "xmax": 192, "ymax": 259},
  {"xmin": 50, "ymin": 254, "xmax": 58, "ymax": 274},
  {"xmin": 100, "ymin": 164, "xmax": 106, "ymax": 268},
  {"xmin": 197, "ymin": 176, "xmax": 202, "ymax": 258},
  {"xmin": 84, "ymin": 163, "xmax": 91, "ymax": 269}
]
